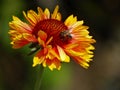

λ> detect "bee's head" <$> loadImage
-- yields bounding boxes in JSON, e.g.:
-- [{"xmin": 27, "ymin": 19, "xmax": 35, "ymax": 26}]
[{"xmin": 59, "ymin": 30, "xmax": 72, "ymax": 42}]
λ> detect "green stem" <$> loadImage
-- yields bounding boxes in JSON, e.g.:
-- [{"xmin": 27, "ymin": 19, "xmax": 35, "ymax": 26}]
[{"xmin": 34, "ymin": 65, "xmax": 44, "ymax": 90}]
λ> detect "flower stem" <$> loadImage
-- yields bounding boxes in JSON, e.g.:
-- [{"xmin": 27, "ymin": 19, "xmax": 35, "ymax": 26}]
[{"xmin": 34, "ymin": 65, "xmax": 44, "ymax": 90}]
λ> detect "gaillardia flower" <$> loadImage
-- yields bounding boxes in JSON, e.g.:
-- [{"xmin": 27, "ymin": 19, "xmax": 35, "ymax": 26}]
[{"xmin": 9, "ymin": 5, "xmax": 95, "ymax": 70}]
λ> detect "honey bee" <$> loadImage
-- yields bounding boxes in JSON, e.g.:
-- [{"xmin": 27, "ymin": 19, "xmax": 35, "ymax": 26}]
[{"xmin": 59, "ymin": 30, "xmax": 72, "ymax": 42}]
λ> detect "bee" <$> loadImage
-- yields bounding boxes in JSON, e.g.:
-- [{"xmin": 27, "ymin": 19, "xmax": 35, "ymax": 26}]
[{"xmin": 59, "ymin": 30, "xmax": 72, "ymax": 42}]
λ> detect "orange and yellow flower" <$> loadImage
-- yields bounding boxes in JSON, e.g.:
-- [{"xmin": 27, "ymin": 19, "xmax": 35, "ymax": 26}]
[{"xmin": 9, "ymin": 5, "xmax": 95, "ymax": 70}]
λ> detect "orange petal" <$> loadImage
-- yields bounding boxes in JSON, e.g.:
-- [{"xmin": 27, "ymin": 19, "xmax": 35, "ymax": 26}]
[
  {"xmin": 23, "ymin": 33, "xmax": 37, "ymax": 42},
  {"xmin": 48, "ymin": 48, "xmax": 60, "ymax": 60},
  {"xmin": 38, "ymin": 37, "xmax": 45, "ymax": 47},
  {"xmin": 46, "ymin": 36, "xmax": 53, "ymax": 45},
  {"xmin": 38, "ymin": 30, "xmax": 47, "ymax": 41}
]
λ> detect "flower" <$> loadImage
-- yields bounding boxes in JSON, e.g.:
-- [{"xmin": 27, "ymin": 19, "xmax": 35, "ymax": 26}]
[{"xmin": 9, "ymin": 5, "xmax": 96, "ymax": 70}]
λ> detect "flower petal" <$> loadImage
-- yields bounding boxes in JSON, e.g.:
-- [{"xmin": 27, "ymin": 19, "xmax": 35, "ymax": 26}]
[
  {"xmin": 48, "ymin": 60, "xmax": 61, "ymax": 71},
  {"xmin": 51, "ymin": 5, "xmax": 59, "ymax": 19},
  {"xmin": 38, "ymin": 37, "xmax": 45, "ymax": 47},
  {"xmin": 57, "ymin": 45, "xmax": 70, "ymax": 62},
  {"xmin": 64, "ymin": 15, "xmax": 77, "ymax": 26},
  {"xmin": 70, "ymin": 20, "xmax": 84, "ymax": 29},
  {"xmin": 32, "ymin": 57, "xmax": 39, "ymax": 67},
  {"xmin": 9, "ymin": 32, "xmax": 36, "ymax": 49},
  {"xmin": 23, "ymin": 10, "xmax": 39, "ymax": 26},
  {"xmin": 49, "ymin": 48, "xmax": 60, "ymax": 60},
  {"xmin": 37, "ymin": 7, "xmax": 44, "ymax": 18},
  {"xmin": 9, "ymin": 16, "xmax": 32, "ymax": 33},
  {"xmin": 44, "ymin": 8, "xmax": 50, "ymax": 19},
  {"xmin": 38, "ymin": 30, "xmax": 47, "ymax": 41},
  {"xmin": 33, "ymin": 56, "xmax": 45, "ymax": 67},
  {"xmin": 46, "ymin": 36, "xmax": 53, "ymax": 45},
  {"xmin": 56, "ymin": 13, "xmax": 61, "ymax": 20},
  {"xmin": 80, "ymin": 62, "xmax": 89, "ymax": 69}
]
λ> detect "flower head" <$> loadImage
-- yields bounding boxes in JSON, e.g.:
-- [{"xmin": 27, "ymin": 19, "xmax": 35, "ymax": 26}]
[{"xmin": 9, "ymin": 5, "xmax": 96, "ymax": 70}]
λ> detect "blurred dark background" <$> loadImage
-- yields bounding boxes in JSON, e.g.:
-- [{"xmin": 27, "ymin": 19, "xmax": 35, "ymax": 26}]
[{"xmin": 0, "ymin": 0, "xmax": 120, "ymax": 90}]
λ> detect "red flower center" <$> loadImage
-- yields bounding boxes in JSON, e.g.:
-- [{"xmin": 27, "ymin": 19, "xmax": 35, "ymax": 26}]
[{"xmin": 33, "ymin": 19, "xmax": 72, "ymax": 46}]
